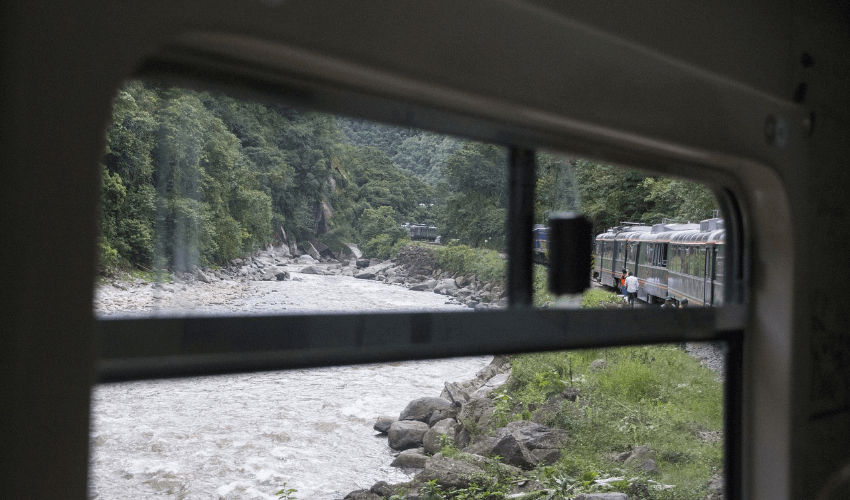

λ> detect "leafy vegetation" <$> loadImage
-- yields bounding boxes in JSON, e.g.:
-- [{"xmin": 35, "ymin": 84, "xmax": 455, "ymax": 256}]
[{"xmin": 99, "ymin": 82, "xmax": 716, "ymax": 276}]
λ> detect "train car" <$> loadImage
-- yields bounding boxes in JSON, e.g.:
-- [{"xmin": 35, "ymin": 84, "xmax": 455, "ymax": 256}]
[
  {"xmin": 666, "ymin": 219, "xmax": 725, "ymax": 307},
  {"xmin": 532, "ymin": 225, "xmax": 549, "ymax": 264},
  {"xmin": 593, "ymin": 224, "xmax": 651, "ymax": 288},
  {"xmin": 407, "ymin": 224, "xmax": 439, "ymax": 241},
  {"xmin": 594, "ymin": 221, "xmax": 724, "ymax": 305}
]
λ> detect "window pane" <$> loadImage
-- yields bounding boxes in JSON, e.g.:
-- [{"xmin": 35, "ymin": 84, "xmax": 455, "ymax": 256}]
[
  {"xmin": 531, "ymin": 155, "xmax": 723, "ymax": 309},
  {"xmin": 95, "ymin": 81, "xmax": 509, "ymax": 317}
]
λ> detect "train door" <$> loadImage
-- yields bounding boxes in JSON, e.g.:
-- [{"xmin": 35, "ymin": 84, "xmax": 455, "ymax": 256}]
[{"xmin": 704, "ymin": 246, "xmax": 714, "ymax": 306}]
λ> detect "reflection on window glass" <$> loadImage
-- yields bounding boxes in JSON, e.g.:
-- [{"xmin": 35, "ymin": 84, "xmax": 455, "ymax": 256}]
[
  {"xmin": 90, "ymin": 343, "xmax": 724, "ymax": 499},
  {"xmin": 532, "ymin": 155, "xmax": 721, "ymax": 309},
  {"xmin": 95, "ymin": 81, "xmax": 509, "ymax": 317}
]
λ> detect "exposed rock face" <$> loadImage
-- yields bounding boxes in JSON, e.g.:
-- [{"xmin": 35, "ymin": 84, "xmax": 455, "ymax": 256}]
[
  {"xmin": 399, "ymin": 397, "xmax": 454, "ymax": 423},
  {"xmin": 388, "ymin": 420, "xmax": 430, "ymax": 450}
]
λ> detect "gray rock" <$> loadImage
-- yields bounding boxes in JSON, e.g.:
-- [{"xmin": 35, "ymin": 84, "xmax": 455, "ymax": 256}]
[
  {"xmin": 297, "ymin": 254, "xmax": 315, "ymax": 264},
  {"xmin": 590, "ymin": 358, "xmax": 608, "ymax": 370},
  {"xmin": 399, "ymin": 397, "xmax": 454, "ymax": 423},
  {"xmin": 369, "ymin": 481, "xmax": 395, "ymax": 497},
  {"xmin": 469, "ymin": 373, "xmax": 510, "ymax": 399},
  {"xmin": 574, "ymin": 494, "xmax": 630, "ymax": 500},
  {"xmin": 505, "ymin": 420, "xmax": 568, "ymax": 451},
  {"xmin": 344, "ymin": 490, "xmax": 381, "ymax": 500},
  {"xmin": 369, "ymin": 258, "xmax": 381, "ymax": 267},
  {"xmin": 355, "ymin": 271, "xmax": 376, "ymax": 280},
  {"xmin": 356, "ymin": 258, "xmax": 370, "ymax": 268},
  {"xmin": 275, "ymin": 270, "xmax": 290, "ymax": 281},
  {"xmin": 622, "ymin": 445, "xmax": 657, "ymax": 471},
  {"xmin": 409, "ymin": 281, "xmax": 432, "ymax": 291},
  {"xmin": 344, "ymin": 243, "xmax": 362, "ymax": 260},
  {"xmin": 433, "ymin": 278, "xmax": 458, "ymax": 295},
  {"xmin": 464, "ymin": 428, "xmax": 538, "ymax": 469},
  {"xmin": 416, "ymin": 456, "xmax": 487, "ymax": 489},
  {"xmin": 300, "ymin": 266, "xmax": 322, "ymax": 274},
  {"xmin": 423, "ymin": 418, "xmax": 458, "ymax": 454},
  {"xmin": 391, "ymin": 448, "xmax": 428, "ymax": 468},
  {"xmin": 427, "ymin": 408, "xmax": 458, "ymax": 426},
  {"xmin": 444, "ymin": 381, "xmax": 470, "ymax": 406},
  {"xmin": 457, "ymin": 397, "xmax": 496, "ymax": 434},
  {"xmin": 196, "ymin": 270, "xmax": 211, "ymax": 283},
  {"xmin": 388, "ymin": 420, "xmax": 430, "ymax": 450},
  {"xmin": 374, "ymin": 415, "xmax": 396, "ymax": 433}
]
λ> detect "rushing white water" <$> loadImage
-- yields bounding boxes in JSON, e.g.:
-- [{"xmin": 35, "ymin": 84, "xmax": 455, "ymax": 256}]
[
  {"xmin": 90, "ymin": 357, "xmax": 490, "ymax": 499},
  {"xmin": 90, "ymin": 267, "xmax": 492, "ymax": 499}
]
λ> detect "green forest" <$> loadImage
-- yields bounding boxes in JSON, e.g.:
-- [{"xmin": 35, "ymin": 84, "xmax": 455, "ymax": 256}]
[{"xmin": 98, "ymin": 81, "xmax": 717, "ymax": 273}]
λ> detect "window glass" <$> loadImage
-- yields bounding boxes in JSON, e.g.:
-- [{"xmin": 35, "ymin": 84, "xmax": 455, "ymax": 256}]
[
  {"xmin": 95, "ymin": 80, "xmax": 508, "ymax": 317},
  {"xmin": 93, "ymin": 82, "xmax": 730, "ymax": 500}
]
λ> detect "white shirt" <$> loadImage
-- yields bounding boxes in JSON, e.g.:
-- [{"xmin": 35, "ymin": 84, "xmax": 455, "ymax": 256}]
[{"xmin": 625, "ymin": 275, "xmax": 639, "ymax": 292}]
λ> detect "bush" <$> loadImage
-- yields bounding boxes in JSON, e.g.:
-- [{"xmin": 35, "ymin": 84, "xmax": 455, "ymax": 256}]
[{"xmin": 432, "ymin": 243, "xmax": 505, "ymax": 282}]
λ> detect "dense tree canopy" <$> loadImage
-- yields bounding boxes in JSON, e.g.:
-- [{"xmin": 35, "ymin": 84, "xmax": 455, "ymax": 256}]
[{"xmin": 99, "ymin": 82, "xmax": 717, "ymax": 272}]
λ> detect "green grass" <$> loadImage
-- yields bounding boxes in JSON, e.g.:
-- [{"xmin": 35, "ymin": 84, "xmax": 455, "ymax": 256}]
[{"xmin": 491, "ymin": 345, "xmax": 723, "ymax": 498}]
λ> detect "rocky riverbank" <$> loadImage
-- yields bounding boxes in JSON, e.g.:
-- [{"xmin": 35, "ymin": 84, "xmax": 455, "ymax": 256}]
[
  {"xmin": 95, "ymin": 245, "xmax": 505, "ymax": 315},
  {"xmin": 341, "ymin": 349, "xmax": 727, "ymax": 500}
]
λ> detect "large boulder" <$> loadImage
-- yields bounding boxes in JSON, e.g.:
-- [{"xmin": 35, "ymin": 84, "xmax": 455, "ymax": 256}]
[
  {"xmin": 343, "ymin": 490, "xmax": 381, "ymax": 500},
  {"xmin": 388, "ymin": 420, "xmax": 430, "ymax": 450},
  {"xmin": 463, "ymin": 421, "xmax": 568, "ymax": 469},
  {"xmin": 469, "ymin": 372, "xmax": 510, "ymax": 399},
  {"xmin": 399, "ymin": 397, "xmax": 454, "ymax": 423},
  {"xmin": 463, "ymin": 428, "xmax": 538, "ymax": 469},
  {"xmin": 433, "ymin": 278, "xmax": 458, "ymax": 295},
  {"xmin": 505, "ymin": 420, "xmax": 568, "ymax": 456},
  {"xmin": 391, "ymin": 448, "xmax": 428, "ymax": 468},
  {"xmin": 355, "ymin": 271, "xmax": 376, "ymax": 280},
  {"xmin": 574, "ymin": 494, "xmax": 629, "ymax": 500},
  {"xmin": 416, "ymin": 456, "xmax": 488, "ymax": 490},
  {"xmin": 297, "ymin": 254, "xmax": 316, "ymax": 264},
  {"xmin": 373, "ymin": 415, "xmax": 396, "ymax": 434},
  {"xmin": 423, "ymin": 418, "xmax": 458, "ymax": 454}
]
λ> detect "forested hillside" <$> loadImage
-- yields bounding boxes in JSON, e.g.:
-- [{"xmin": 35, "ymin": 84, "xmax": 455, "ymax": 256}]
[{"xmin": 99, "ymin": 81, "xmax": 716, "ymax": 274}]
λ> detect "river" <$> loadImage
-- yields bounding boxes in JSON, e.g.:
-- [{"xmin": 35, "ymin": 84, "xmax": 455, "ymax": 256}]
[{"xmin": 90, "ymin": 265, "xmax": 490, "ymax": 499}]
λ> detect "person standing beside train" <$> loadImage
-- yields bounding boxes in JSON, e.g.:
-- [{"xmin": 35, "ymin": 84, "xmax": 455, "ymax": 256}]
[
  {"xmin": 625, "ymin": 271, "xmax": 640, "ymax": 308},
  {"xmin": 620, "ymin": 269, "xmax": 628, "ymax": 297}
]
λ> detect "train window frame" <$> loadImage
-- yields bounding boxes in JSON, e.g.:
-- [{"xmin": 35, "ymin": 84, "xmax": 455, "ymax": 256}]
[{"xmin": 94, "ymin": 42, "xmax": 755, "ymax": 497}]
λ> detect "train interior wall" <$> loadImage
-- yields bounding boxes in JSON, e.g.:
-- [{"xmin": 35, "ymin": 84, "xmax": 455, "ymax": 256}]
[{"xmin": 1, "ymin": 1, "xmax": 849, "ymax": 499}]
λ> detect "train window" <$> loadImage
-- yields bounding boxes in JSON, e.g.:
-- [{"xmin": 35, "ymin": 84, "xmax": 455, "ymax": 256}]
[
  {"xmin": 94, "ymin": 80, "xmax": 508, "ymax": 319},
  {"xmin": 93, "ymin": 77, "xmax": 737, "ymax": 500}
]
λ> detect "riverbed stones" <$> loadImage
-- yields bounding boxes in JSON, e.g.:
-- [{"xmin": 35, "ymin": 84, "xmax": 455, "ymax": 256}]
[
  {"xmin": 391, "ymin": 448, "xmax": 428, "ymax": 468},
  {"xmin": 388, "ymin": 420, "xmax": 430, "ymax": 450},
  {"xmin": 399, "ymin": 397, "xmax": 454, "ymax": 423}
]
